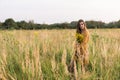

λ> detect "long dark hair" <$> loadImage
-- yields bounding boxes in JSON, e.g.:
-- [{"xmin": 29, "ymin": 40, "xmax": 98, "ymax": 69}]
[{"xmin": 76, "ymin": 19, "xmax": 86, "ymax": 34}]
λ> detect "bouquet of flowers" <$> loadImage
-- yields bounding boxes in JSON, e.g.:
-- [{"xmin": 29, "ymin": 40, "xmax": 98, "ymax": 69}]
[{"xmin": 76, "ymin": 33, "xmax": 84, "ymax": 43}]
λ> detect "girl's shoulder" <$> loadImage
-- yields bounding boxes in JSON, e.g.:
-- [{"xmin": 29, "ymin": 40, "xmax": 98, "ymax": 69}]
[
  {"xmin": 83, "ymin": 29, "xmax": 90, "ymax": 36},
  {"xmin": 85, "ymin": 29, "xmax": 89, "ymax": 33}
]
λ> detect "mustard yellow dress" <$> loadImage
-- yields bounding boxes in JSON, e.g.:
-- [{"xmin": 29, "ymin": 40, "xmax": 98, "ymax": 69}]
[{"xmin": 68, "ymin": 29, "xmax": 89, "ymax": 74}]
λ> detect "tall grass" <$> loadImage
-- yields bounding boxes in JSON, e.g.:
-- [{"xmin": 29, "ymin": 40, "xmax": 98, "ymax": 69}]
[{"xmin": 0, "ymin": 29, "xmax": 120, "ymax": 80}]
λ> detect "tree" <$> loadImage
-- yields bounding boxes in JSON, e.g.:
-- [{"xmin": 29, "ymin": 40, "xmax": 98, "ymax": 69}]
[
  {"xmin": 107, "ymin": 22, "xmax": 117, "ymax": 28},
  {"xmin": 17, "ymin": 21, "xmax": 28, "ymax": 29},
  {"xmin": 70, "ymin": 21, "xmax": 77, "ymax": 29},
  {"xmin": 85, "ymin": 20, "xmax": 105, "ymax": 28},
  {"xmin": 28, "ymin": 20, "xmax": 35, "ymax": 29},
  {"xmin": 3, "ymin": 18, "xmax": 17, "ymax": 29},
  {"xmin": 115, "ymin": 20, "xmax": 120, "ymax": 28},
  {"xmin": 0, "ymin": 22, "xmax": 1, "ymax": 26},
  {"xmin": 0, "ymin": 22, "xmax": 3, "ymax": 29}
]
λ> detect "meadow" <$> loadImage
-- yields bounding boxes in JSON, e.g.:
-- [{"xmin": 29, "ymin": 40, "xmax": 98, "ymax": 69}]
[{"xmin": 0, "ymin": 29, "xmax": 120, "ymax": 80}]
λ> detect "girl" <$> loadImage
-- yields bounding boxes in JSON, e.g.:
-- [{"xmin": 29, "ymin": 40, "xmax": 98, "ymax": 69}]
[{"xmin": 68, "ymin": 19, "xmax": 90, "ymax": 77}]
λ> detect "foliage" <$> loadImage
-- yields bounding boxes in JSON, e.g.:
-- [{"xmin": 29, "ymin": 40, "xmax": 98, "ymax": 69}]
[
  {"xmin": 2, "ymin": 18, "xmax": 17, "ymax": 29},
  {"xmin": 0, "ymin": 18, "xmax": 120, "ymax": 29}
]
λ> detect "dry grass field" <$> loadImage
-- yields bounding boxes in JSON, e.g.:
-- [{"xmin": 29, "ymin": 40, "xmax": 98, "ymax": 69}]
[{"xmin": 0, "ymin": 29, "xmax": 120, "ymax": 80}]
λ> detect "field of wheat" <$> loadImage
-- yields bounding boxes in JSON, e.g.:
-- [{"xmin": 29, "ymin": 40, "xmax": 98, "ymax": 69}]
[{"xmin": 0, "ymin": 29, "xmax": 120, "ymax": 80}]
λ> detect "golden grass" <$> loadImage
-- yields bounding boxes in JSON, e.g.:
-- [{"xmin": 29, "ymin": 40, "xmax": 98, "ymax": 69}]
[{"xmin": 0, "ymin": 29, "xmax": 120, "ymax": 80}]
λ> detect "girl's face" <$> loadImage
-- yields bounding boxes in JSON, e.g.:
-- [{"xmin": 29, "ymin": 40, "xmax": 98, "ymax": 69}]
[{"xmin": 79, "ymin": 22, "xmax": 85, "ymax": 29}]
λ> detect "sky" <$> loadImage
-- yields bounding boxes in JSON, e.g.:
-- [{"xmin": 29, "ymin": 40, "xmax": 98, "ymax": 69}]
[{"xmin": 0, "ymin": 0, "xmax": 120, "ymax": 24}]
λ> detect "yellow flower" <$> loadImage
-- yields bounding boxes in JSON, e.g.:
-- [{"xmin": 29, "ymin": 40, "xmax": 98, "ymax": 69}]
[
  {"xmin": 34, "ymin": 31, "xmax": 39, "ymax": 36},
  {"xmin": 76, "ymin": 33, "xmax": 84, "ymax": 43}
]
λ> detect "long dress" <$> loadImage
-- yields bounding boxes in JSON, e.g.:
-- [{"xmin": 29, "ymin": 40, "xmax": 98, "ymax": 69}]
[{"xmin": 68, "ymin": 29, "xmax": 89, "ymax": 78}]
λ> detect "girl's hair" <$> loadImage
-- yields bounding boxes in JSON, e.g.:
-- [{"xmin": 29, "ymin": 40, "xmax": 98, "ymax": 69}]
[{"xmin": 76, "ymin": 19, "xmax": 86, "ymax": 33}]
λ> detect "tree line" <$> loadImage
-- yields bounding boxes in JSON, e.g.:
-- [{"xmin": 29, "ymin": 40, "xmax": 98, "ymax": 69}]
[{"xmin": 0, "ymin": 18, "xmax": 120, "ymax": 29}]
